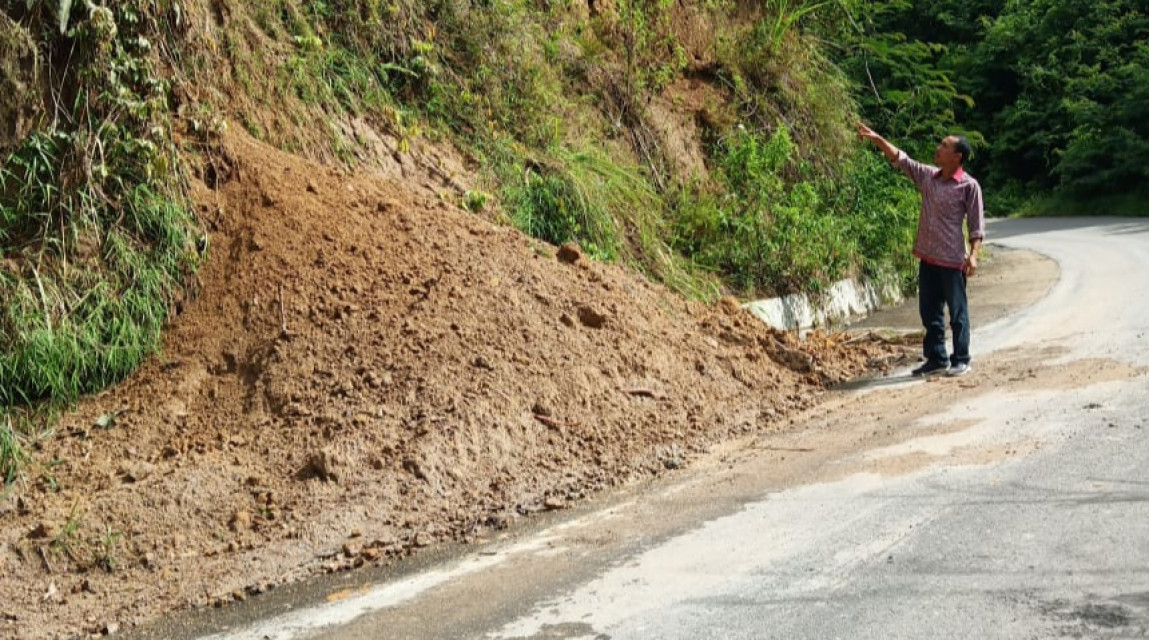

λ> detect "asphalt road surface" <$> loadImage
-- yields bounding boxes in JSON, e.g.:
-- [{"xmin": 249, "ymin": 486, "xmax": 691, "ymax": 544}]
[{"xmin": 153, "ymin": 217, "xmax": 1149, "ymax": 640}]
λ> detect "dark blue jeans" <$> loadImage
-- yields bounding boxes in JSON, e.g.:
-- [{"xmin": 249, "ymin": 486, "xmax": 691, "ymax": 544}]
[{"xmin": 918, "ymin": 260, "xmax": 970, "ymax": 367}]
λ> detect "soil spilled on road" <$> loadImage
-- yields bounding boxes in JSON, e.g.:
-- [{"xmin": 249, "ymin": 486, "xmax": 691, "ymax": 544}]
[{"xmin": 0, "ymin": 131, "xmax": 913, "ymax": 639}]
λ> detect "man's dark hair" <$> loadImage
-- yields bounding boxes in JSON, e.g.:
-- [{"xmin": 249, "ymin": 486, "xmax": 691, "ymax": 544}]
[{"xmin": 953, "ymin": 136, "xmax": 973, "ymax": 165}]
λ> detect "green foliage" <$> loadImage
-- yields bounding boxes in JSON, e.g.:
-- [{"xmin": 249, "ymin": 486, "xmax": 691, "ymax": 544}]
[
  {"xmin": 1015, "ymin": 193, "xmax": 1149, "ymax": 218},
  {"xmin": 714, "ymin": 3, "xmax": 859, "ymax": 172},
  {"xmin": 671, "ymin": 125, "xmax": 917, "ymax": 296},
  {"xmin": 825, "ymin": 152, "xmax": 921, "ymax": 290},
  {"xmin": 610, "ymin": 0, "xmax": 687, "ymax": 100},
  {"xmin": 837, "ymin": 0, "xmax": 1149, "ymax": 212},
  {"xmin": 505, "ymin": 153, "xmax": 624, "ymax": 262},
  {"xmin": 0, "ymin": 2, "xmax": 201, "ymax": 414},
  {"xmin": 978, "ymin": 0, "xmax": 1149, "ymax": 199},
  {"xmin": 94, "ymin": 524, "xmax": 124, "ymax": 572},
  {"xmin": 462, "ymin": 189, "xmax": 491, "ymax": 213},
  {"xmin": 831, "ymin": 1, "xmax": 982, "ymax": 159}
]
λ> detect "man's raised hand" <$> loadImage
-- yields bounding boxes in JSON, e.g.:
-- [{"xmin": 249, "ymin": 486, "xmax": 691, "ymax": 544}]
[
  {"xmin": 857, "ymin": 122, "xmax": 879, "ymax": 142},
  {"xmin": 857, "ymin": 123, "xmax": 900, "ymax": 162}
]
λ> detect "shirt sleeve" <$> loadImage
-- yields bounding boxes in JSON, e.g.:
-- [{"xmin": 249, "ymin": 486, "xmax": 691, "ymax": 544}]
[
  {"xmin": 966, "ymin": 181, "xmax": 985, "ymax": 240},
  {"xmin": 894, "ymin": 150, "xmax": 935, "ymax": 188}
]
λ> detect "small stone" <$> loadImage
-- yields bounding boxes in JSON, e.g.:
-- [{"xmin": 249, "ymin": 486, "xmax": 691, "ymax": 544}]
[
  {"xmin": 120, "ymin": 462, "xmax": 156, "ymax": 483},
  {"xmin": 342, "ymin": 542, "xmax": 362, "ymax": 558},
  {"xmin": 414, "ymin": 532, "xmax": 433, "ymax": 547},
  {"xmin": 349, "ymin": 528, "xmax": 363, "ymax": 539},
  {"xmin": 230, "ymin": 510, "xmax": 252, "ymax": 532},
  {"xmin": 556, "ymin": 242, "xmax": 583, "ymax": 264},
  {"xmin": 543, "ymin": 497, "xmax": 565, "ymax": 510},
  {"xmin": 102, "ymin": 622, "xmax": 120, "ymax": 635},
  {"xmin": 472, "ymin": 355, "xmax": 494, "ymax": 370},
  {"xmin": 577, "ymin": 306, "xmax": 607, "ymax": 329},
  {"xmin": 307, "ymin": 180, "xmax": 319, "ymax": 194},
  {"xmin": 403, "ymin": 458, "xmax": 428, "ymax": 481},
  {"xmin": 371, "ymin": 534, "xmax": 399, "ymax": 549},
  {"xmin": 29, "ymin": 522, "xmax": 57, "ymax": 539},
  {"xmin": 305, "ymin": 448, "xmax": 343, "ymax": 482}
]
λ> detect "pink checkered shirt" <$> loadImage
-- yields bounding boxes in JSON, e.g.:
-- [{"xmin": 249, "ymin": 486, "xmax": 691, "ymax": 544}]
[{"xmin": 895, "ymin": 151, "xmax": 985, "ymax": 270}]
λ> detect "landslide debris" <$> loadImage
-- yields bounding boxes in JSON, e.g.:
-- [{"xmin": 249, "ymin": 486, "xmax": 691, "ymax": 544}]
[{"xmin": 0, "ymin": 131, "xmax": 910, "ymax": 639}]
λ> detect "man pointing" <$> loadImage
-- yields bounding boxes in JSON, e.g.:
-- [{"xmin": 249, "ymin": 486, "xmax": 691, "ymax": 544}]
[{"xmin": 858, "ymin": 123, "xmax": 985, "ymax": 377}]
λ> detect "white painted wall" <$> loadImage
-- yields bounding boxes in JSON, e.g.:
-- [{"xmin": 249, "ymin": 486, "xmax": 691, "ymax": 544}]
[{"xmin": 743, "ymin": 275, "xmax": 903, "ymax": 331}]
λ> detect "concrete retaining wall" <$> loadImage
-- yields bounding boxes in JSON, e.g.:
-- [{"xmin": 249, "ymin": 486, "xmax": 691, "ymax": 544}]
[{"xmin": 743, "ymin": 275, "xmax": 904, "ymax": 331}]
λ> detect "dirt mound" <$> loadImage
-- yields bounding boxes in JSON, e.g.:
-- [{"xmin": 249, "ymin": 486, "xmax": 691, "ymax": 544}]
[{"xmin": 0, "ymin": 131, "xmax": 909, "ymax": 639}]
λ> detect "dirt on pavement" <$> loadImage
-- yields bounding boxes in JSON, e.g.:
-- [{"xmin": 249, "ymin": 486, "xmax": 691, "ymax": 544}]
[{"xmin": 0, "ymin": 131, "xmax": 920, "ymax": 639}]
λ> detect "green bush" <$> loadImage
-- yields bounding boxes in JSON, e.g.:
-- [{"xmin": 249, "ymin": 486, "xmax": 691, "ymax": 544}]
[
  {"xmin": 507, "ymin": 160, "xmax": 622, "ymax": 262},
  {"xmin": 828, "ymin": 151, "xmax": 921, "ymax": 291},
  {"xmin": 671, "ymin": 125, "xmax": 915, "ymax": 296}
]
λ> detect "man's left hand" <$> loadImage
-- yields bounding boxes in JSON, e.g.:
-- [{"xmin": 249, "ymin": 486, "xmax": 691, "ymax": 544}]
[{"xmin": 963, "ymin": 255, "xmax": 979, "ymax": 277}]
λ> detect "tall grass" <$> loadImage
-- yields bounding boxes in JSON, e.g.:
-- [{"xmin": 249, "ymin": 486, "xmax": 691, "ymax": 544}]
[
  {"xmin": 501, "ymin": 144, "xmax": 720, "ymax": 299},
  {"xmin": 0, "ymin": 414, "xmax": 30, "ymax": 487},
  {"xmin": 1, "ymin": 4, "xmax": 201, "ymax": 425}
]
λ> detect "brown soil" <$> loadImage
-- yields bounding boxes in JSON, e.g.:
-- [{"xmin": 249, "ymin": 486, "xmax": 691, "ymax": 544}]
[{"xmin": 0, "ymin": 130, "xmax": 910, "ymax": 640}]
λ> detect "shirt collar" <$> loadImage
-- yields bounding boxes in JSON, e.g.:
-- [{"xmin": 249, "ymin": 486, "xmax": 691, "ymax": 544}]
[{"xmin": 935, "ymin": 167, "xmax": 965, "ymax": 182}]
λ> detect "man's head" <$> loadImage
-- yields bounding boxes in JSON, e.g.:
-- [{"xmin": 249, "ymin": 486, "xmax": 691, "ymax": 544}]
[{"xmin": 934, "ymin": 135, "xmax": 972, "ymax": 172}]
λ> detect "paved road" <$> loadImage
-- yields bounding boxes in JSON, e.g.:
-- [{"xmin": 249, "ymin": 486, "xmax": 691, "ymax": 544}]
[{"xmin": 164, "ymin": 217, "xmax": 1149, "ymax": 640}]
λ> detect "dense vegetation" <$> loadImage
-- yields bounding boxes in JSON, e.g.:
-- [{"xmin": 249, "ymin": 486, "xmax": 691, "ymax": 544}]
[
  {"xmin": 839, "ymin": 0, "xmax": 1149, "ymax": 213},
  {"xmin": 1, "ymin": 0, "xmax": 1145, "ymax": 477}
]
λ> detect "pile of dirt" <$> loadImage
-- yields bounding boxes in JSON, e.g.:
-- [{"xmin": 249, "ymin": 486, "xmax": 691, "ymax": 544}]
[{"xmin": 0, "ymin": 131, "xmax": 911, "ymax": 639}]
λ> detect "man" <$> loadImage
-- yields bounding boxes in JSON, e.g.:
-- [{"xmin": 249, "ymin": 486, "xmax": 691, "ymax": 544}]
[{"xmin": 857, "ymin": 123, "xmax": 985, "ymax": 377}]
